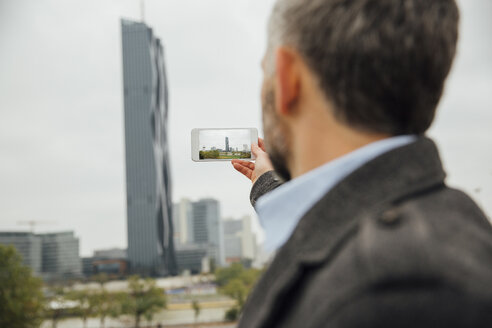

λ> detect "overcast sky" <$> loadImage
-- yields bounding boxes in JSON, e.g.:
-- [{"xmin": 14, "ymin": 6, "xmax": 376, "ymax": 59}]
[{"xmin": 0, "ymin": 0, "xmax": 490, "ymax": 256}]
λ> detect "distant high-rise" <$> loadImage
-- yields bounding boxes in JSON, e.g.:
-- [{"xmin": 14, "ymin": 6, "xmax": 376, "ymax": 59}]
[
  {"xmin": 121, "ymin": 19, "xmax": 177, "ymax": 276},
  {"xmin": 223, "ymin": 216, "xmax": 257, "ymax": 265},
  {"xmin": 225, "ymin": 137, "xmax": 230, "ymax": 152},
  {"xmin": 172, "ymin": 198, "xmax": 226, "ymax": 269},
  {"xmin": 172, "ymin": 198, "xmax": 193, "ymax": 246},
  {"xmin": 191, "ymin": 199, "xmax": 225, "ymax": 267}
]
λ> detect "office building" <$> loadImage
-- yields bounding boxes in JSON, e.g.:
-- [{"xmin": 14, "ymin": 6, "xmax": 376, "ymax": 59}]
[
  {"xmin": 82, "ymin": 257, "xmax": 94, "ymax": 277},
  {"xmin": 0, "ymin": 232, "xmax": 42, "ymax": 275},
  {"xmin": 191, "ymin": 199, "xmax": 225, "ymax": 267},
  {"xmin": 173, "ymin": 198, "xmax": 225, "ymax": 268},
  {"xmin": 175, "ymin": 244, "xmax": 208, "ymax": 274},
  {"xmin": 223, "ymin": 216, "xmax": 257, "ymax": 265},
  {"xmin": 40, "ymin": 232, "xmax": 82, "ymax": 281},
  {"xmin": 173, "ymin": 199, "xmax": 193, "ymax": 246},
  {"xmin": 94, "ymin": 248, "xmax": 127, "ymax": 259},
  {"xmin": 83, "ymin": 248, "xmax": 128, "ymax": 278},
  {"xmin": 0, "ymin": 231, "xmax": 81, "ymax": 280},
  {"xmin": 92, "ymin": 247, "xmax": 128, "ymax": 277},
  {"xmin": 92, "ymin": 259, "xmax": 128, "ymax": 276},
  {"xmin": 225, "ymin": 137, "xmax": 230, "ymax": 152},
  {"xmin": 121, "ymin": 19, "xmax": 177, "ymax": 276}
]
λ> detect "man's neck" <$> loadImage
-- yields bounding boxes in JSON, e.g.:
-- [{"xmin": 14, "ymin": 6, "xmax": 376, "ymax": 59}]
[{"xmin": 289, "ymin": 124, "xmax": 390, "ymax": 179}]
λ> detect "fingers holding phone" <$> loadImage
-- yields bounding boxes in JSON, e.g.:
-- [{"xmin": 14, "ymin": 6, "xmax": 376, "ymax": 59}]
[
  {"xmin": 232, "ymin": 138, "xmax": 274, "ymax": 184},
  {"xmin": 257, "ymin": 137, "xmax": 266, "ymax": 152},
  {"xmin": 190, "ymin": 129, "xmax": 273, "ymax": 184}
]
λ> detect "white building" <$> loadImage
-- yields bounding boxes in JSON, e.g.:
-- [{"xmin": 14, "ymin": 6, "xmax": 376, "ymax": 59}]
[
  {"xmin": 223, "ymin": 216, "xmax": 257, "ymax": 265},
  {"xmin": 173, "ymin": 198, "xmax": 194, "ymax": 246},
  {"xmin": 173, "ymin": 198, "xmax": 225, "ymax": 268}
]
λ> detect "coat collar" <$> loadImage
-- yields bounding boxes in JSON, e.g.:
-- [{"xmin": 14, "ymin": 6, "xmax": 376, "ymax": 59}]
[{"xmin": 239, "ymin": 137, "xmax": 447, "ymax": 328}]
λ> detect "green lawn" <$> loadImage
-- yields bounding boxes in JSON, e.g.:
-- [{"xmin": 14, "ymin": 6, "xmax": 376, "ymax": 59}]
[{"xmin": 200, "ymin": 151, "xmax": 251, "ymax": 160}]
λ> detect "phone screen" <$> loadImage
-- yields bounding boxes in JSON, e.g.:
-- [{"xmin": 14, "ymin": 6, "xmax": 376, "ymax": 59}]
[{"xmin": 198, "ymin": 129, "xmax": 253, "ymax": 160}]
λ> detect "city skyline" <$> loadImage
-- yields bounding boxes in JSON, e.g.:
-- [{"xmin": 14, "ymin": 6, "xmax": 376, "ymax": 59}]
[
  {"xmin": 199, "ymin": 129, "xmax": 252, "ymax": 152},
  {"xmin": 0, "ymin": 0, "xmax": 490, "ymax": 257},
  {"xmin": 0, "ymin": 195, "xmax": 262, "ymax": 280}
]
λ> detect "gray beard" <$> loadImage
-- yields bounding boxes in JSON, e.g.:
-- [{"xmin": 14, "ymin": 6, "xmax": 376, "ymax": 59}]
[
  {"xmin": 262, "ymin": 88, "xmax": 292, "ymax": 182},
  {"xmin": 268, "ymin": 146, "xmax": 291, "ymax": 182}
]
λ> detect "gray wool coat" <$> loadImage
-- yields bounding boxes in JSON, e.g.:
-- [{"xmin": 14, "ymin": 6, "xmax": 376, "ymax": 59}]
[{"xmin": 238, "ymin": 137, "xmax": 492, "ymax": 328}]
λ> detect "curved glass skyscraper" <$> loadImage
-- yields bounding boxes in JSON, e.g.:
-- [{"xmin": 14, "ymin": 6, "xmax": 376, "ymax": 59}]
[{"xmin": 121, "ymin": 19, "xmax": 177, "ymax": 276}]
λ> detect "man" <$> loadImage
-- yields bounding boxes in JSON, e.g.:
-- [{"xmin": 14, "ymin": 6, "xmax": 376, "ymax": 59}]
[{"xmin": 231, "ymin": 0, "xmax": 492, "ymax": 327}]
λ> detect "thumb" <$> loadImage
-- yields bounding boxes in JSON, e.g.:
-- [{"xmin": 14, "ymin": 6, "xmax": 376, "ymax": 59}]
[{"xmin": 251, "ymin": 143, "xmax": 263, "ymax": 157}]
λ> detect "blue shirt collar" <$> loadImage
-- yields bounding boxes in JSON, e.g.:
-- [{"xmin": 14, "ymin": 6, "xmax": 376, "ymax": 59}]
[{"xmin": 256, "ymin": 135, "xmax": 417, "ymax": 252}]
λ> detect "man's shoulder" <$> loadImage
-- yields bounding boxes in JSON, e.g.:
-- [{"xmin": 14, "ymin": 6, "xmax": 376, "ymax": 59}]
[
  {"xmin": 240, "ymin": 138, "xmax": 492, "ymax": 327},
  {"xmin": 355, "ymin": 185, "xmax": 492, "ymax": 256},
  {"xmin": 277, "ymin": 186, "xmax": 492, "ymax": 327},
  {"xmin": 344, "ymin": 186, "xmax": 492, "ymax": 286}
]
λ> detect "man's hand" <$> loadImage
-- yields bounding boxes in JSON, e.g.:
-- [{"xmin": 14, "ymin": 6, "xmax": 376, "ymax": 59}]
[{"xmin": 232, "ymin": 138, "xmax": 274, "ymax": 184}]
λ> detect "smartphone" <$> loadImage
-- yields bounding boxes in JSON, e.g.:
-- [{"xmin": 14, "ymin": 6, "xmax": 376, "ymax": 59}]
[{"xmin": 191, "ymin": 128, "xmax": 258, "ymax": 162}]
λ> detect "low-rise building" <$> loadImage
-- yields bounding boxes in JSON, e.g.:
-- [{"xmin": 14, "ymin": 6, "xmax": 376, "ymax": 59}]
[
  {"xmin": 0, "ymin": 232, "xmax": 42, "ymax": 275},
  {"xmin": 82, "ymin": 248, "xmax": 128, "ymax": 278},
  {"xmin": 40, "ymin": 231, "xmax": 82, "ymax": 281},
  {"xmin": 175, "ymin": 244, "xmax": 208, "ymax": 274},
  {"xmin": 0, "ymin": 230, "xmax": 82, "ymax": 281}
]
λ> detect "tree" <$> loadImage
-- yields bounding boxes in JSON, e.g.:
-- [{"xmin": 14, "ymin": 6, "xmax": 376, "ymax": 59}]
[
  {"xmin": 209, "ymin": 258, "xmax": 216, "ymax": 273},
  {"xmin": 221, "ymin": 279, "xmax": 248, "ymax": 308},
  {"xmin": 90, "ymin": 272, "xmax": 123, "ymax": 328},
  {"xmin": 216, "ymin": 262, "xmax": 263, "ymax": 320},
  {"xmin": 192, "ymin": 299, "xmax": 200, "ymax": 324},
  {"xmin": 224, "ymin": 307, "xmax": 239, "ymax": 322},
  {"xmin": 92, "ymin": 273, "xmax": 109, "ymax": 288},
  {"xmin": 0, "ymin": 244, "xmax": 45, "ymax": 328},
  {"xmin": 93, "ymin": 289, "xmax": 126, "ymax": 328},
  {"xmin": 144, "ymin": 309, "xmax": 154, "ymax": 327},
  {"xmin": 121, "ymin": 275, "xmax": 167, "ymax": 328},
  {"xmin": 240, "ymin": 267, "xmax": 263, "ymax": 290},
  {"xmin": 66, "ymin": 290, "xmax": 98, "ymax": 328},
  {"xmin": 215, "ymin": 262, "xmax": 244, "ymax": 287},
  {"xmin": 45, "ymin": 286, "xmax": 69, "ymax": 328},
  {"xmin": 216, "ymin": 263, "xmax": 262, "ymax": 293}
]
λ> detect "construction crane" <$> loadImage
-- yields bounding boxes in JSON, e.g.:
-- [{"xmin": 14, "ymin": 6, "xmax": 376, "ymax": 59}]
[
  {"xmin": 141, "ymin": 0, "xmax": 145, "ymax": 22},
  {"xmin": 17, "ymin": 220, "xmax": 57, "ymax": 233}
]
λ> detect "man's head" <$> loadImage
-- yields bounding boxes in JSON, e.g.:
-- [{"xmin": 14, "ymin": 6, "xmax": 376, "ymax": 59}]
[{"xmin": 261, "ymin": 0, "xmax": 459, "ymax": 180}]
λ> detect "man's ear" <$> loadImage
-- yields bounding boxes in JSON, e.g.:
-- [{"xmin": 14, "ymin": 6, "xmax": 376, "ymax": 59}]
[{"xmin": 274, "ymin": 47, "xmax": 301, "ymax": 117}]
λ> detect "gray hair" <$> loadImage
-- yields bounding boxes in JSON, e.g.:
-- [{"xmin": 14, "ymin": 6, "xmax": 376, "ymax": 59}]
[{"xmin": 264, "ymin": 0, "xmax": 459, "ymax": 135}]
